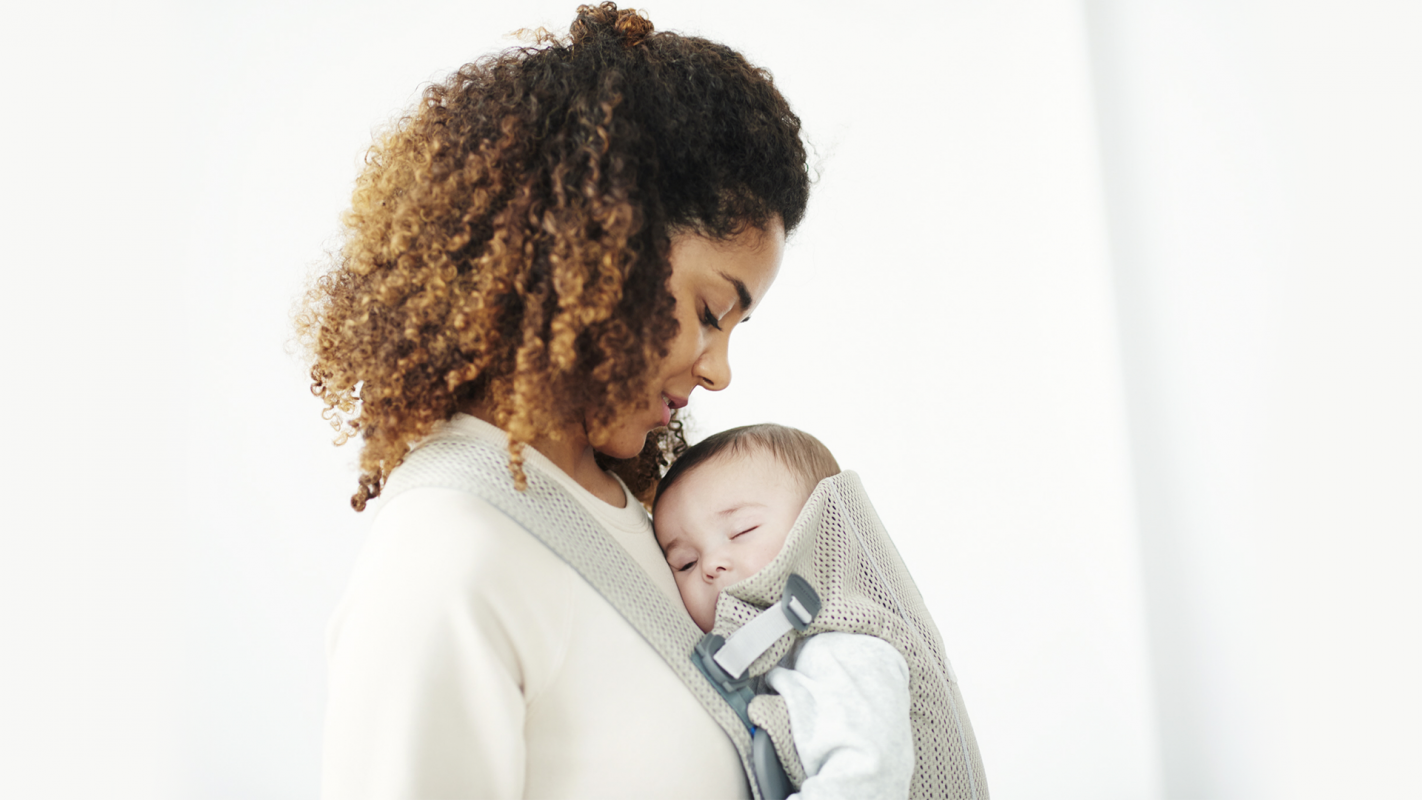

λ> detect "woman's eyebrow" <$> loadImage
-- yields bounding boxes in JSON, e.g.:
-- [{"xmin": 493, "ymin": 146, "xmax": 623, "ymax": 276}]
[{"xmin": 718, "ymin": 272, "xmax": 753, "ymax": 310}]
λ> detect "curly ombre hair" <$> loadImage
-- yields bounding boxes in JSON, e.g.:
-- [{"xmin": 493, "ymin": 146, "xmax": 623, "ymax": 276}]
[{"xmin": 297, "ymin": 4, "xmax": 810, "ymax": 510}]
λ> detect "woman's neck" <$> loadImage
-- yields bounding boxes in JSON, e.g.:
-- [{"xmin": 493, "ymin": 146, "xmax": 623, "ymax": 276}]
[{"xmin": 462, "ymin": 404, "xmax": 627, "ymax": 508}]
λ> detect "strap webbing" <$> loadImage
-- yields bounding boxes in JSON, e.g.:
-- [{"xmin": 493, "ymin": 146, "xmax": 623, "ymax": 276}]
[
  {"xmin": 381, "ymin": 437, "xmax": 761, "ymax": 799},
  {"xmin": 714, "ymin": 605, "xmax": 797, "ymax": 678}
]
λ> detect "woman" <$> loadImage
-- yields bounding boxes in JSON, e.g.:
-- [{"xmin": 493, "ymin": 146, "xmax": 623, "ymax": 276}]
[{"xmin": 298, "ymin": 4, "xmax": 810, "ymax": 797}]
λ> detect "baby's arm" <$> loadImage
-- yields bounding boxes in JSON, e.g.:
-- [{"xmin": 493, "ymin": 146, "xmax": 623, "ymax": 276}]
[{"xmin": 765, "ymin": 631, "xmax": 914, "ymax": 800}]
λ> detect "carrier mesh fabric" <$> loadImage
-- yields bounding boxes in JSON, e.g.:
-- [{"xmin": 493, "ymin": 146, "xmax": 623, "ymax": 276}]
[
  {"xmin": 711, "ymin": 471, "xmax": 989, "ymax": 800},
  {"xmin": 380, "ymin": 432, "xmax": 762, "ymax": 799}
]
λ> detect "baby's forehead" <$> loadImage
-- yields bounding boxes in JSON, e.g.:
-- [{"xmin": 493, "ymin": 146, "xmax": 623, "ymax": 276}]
[
  {"xmin": 656, "ymin": 448, "xmax": 807, "ymax": 521},
  {"xmin": 693, "ymin": 445, "xmax": 781, "ymax": 477},
  {"xmin": 668, "ymin": 446, "xmax": 798, "ymax": 498}
]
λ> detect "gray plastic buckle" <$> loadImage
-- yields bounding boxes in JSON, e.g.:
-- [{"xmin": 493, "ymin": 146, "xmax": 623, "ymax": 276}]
[
  {"xmin": 781, "ymin": 573, "xmax": 821, "ymax": 631},
  {"xmin": 690, "ymin": 573, "xmax": 823, "ymax": 729},
  {"xmin": 711, "ymin": 573, "xmax": 822, "ymax": 680},
  {"xmin": 691, "ymin": 632, "xmax": 756, "ymax": 730},
  {"xmin": 753, "ymin": 726, "xmax": 793, "ymax": 800}
]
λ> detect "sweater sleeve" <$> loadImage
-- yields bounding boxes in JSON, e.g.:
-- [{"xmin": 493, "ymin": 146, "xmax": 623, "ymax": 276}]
[
  {"xmin": 321, "ymin": 489, "xmax": 570, "ymax": 800},
  {"xmin": 765, "ymin": 632, "xmax": 914, "ymax": 800}
]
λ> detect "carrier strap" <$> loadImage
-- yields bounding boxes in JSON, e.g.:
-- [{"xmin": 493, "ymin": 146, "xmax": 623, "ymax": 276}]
[
  {"xmin": 381, "ymin": 436, "xmax": 763, "ymax": 800},
  {"xmin": 713, "ymin": 573, "xmax": 821, "ymax": 679}
]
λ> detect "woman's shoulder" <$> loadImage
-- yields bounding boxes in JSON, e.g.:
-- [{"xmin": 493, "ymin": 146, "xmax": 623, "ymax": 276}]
[
  {"xmin": 330, "ymin": 486, "xmax": 578, "ymax": 672},
  {"xmin": 359, "ymin": 486, "xmax": 568, "ymax": 591}
]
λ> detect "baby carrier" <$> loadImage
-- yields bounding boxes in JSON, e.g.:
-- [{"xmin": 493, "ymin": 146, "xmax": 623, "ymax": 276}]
[
  {"xmin": 694, "ymin": 471, "xmax": 988, "ymax": 800},
  {"xmin": 383, "ymin": 431, "xmax": 987, "ymax": 800}
]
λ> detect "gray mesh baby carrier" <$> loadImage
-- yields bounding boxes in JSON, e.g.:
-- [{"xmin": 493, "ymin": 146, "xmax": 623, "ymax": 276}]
[
  {"xmin": 383, "ymin": 431, "xmax": 987, "ymax": 799},
  {"xmin": 692, "ymin": 471, "xmax": 988, "ymax": 800}
]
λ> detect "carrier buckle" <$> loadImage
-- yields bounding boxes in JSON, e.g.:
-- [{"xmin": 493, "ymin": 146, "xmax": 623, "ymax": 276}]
[{"xmin": 711, "ymin": 573, "xmax": 821, "ymax": 680}]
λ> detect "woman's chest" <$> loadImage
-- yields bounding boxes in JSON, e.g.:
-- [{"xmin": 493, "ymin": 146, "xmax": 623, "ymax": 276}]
[{"xmin": 521, "ymin": 576, "xmax": 751, "ymax": 800}]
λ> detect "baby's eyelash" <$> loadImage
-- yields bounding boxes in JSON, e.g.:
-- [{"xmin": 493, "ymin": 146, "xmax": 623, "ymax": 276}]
[
  {"xmin": 732, "ymin": 526, "xmax": 759, "ymax": 539},
  {"xmin": 677, "ymin": 560, "xmax": 697, "ymax": 572}
]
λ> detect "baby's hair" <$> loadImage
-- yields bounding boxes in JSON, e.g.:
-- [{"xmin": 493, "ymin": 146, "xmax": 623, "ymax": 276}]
[{"xmin": 653, "ymin": 423, "xmax": 840, "ymax": 508}]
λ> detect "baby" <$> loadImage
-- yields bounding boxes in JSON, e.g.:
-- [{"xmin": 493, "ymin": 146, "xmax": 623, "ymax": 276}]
[{"xmin": 652, "ymin": 424, "xmax": 916, "ymax": 800}]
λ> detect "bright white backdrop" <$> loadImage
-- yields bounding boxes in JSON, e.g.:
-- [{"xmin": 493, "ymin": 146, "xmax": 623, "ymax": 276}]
[
  {"xmin": 1, "ymin": 2, "xmax": 1416, "ymax": 799},
  {"xmin": 1087, "ymin": 2, "xmax": 1421, "ymax": 798}
]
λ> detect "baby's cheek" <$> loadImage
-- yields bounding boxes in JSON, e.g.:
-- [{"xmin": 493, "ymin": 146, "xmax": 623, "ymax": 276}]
[
  {"xmin": 685, "ymin": 589, "xmax": 714, "ymax": 631},
  {"xmin": 675, "ymin": 581, "xmax": 698, "ymax": 613}
]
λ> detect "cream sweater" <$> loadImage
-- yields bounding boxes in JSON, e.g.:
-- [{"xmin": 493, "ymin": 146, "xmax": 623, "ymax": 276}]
[{"xmin": 321, "ymin": 415, "xmax": 749, "ymax": 799}]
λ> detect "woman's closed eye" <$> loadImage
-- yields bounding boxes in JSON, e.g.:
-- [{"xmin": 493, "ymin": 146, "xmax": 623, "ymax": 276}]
[{"xmin": 701, "ymin": 303, "xmax": 723, "ymax": 331}]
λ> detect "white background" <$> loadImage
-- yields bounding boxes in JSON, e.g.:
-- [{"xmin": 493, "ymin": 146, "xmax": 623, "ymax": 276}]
[{"xmin": 1, "ymin": 1, "xmax": 1416, "ymax": 798}]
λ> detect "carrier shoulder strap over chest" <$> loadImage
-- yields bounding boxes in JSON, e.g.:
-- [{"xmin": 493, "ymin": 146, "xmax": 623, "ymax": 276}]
[{"xmin": 380, "ymin": 433, "xmax": 765, "ymax": 799}]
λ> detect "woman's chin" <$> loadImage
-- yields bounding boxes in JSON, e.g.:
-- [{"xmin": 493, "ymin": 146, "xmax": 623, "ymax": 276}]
[
  {"xmin": 585, "ymin": 406, "xmax": 662, "ymax": 459},
  {"xmin": 593, "ymin": 428, "xmax": 654, "ymax": 461}
]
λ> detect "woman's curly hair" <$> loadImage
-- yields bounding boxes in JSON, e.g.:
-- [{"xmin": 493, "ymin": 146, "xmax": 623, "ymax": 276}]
[{"xmin": 296, "ymin": 3, "xmax": 810, "ymax": 511}]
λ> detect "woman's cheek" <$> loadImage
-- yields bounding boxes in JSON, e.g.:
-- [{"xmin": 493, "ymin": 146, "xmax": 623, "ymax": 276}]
[
  {"xmin": 661, "ymin": 335, "xmax": 695, "ymax": 376},
  {"xmin": 663, "ymin": 306, "xmax": 705, "ymax": 372}
]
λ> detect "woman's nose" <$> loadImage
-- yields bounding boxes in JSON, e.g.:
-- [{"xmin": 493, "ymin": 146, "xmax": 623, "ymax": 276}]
[{"xmin": 694, "ymin": 337, "xmax": 732, "ymax": 391}]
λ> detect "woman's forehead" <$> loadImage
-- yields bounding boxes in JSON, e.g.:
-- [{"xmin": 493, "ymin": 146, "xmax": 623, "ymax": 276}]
[{"xmin": 669, "ymin": 222, "xmax": 785, "ymax": 304}]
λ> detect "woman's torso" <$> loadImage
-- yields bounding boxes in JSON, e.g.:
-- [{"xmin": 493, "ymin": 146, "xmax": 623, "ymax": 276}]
[{"xmin": 322, "ymin": 416, "xmax": 749, "ymax": 799}]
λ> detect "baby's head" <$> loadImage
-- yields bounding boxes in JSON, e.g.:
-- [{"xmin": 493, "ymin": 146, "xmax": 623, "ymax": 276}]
[{"xmin": 652, "ymin": 424, "xmax": 840, "ymax": 632}]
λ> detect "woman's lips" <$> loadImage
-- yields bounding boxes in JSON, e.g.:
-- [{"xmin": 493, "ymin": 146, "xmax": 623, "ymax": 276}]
[{"xmin": 660, "ymin": 393, "xmax": 688, "ymax": 427}]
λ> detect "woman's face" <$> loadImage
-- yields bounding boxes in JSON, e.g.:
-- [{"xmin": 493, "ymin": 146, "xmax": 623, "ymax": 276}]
[{"xmin": 592, "ymin": 219, "xmax": 786, "ymax": 458}]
